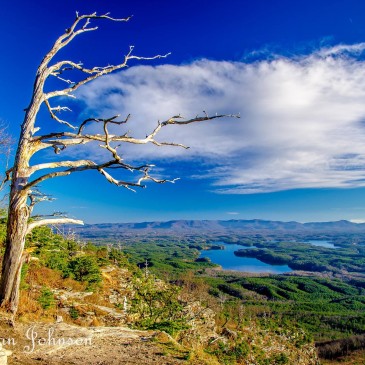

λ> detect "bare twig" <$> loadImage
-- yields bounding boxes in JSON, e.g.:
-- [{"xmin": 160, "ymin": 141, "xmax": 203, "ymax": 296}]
[
  {"xmin": 0, "ymin": 168, "xmax": 13, "ymax": 191},
  {"xmin": 44, "ymin": 99, "xmax": 77, "ymax": 129}
]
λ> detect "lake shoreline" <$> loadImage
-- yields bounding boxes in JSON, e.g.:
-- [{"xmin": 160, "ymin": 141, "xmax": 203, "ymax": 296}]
[{"xmin": 199, "ymin": 242, "xmax": 292, "ymax": 274}]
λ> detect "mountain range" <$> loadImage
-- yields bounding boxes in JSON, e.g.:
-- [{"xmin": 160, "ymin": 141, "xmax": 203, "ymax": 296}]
[{"xmin": 72, "ymin": 219, "xmax": 365, "ymax": 238}]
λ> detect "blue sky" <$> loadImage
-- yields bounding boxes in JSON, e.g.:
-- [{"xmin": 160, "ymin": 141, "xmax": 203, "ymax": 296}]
[{"xmin": 3, "ymin": 0, "xmax": 365, "ymax": 223}]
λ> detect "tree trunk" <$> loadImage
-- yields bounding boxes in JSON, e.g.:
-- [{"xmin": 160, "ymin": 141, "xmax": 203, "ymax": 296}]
[
  {"xmin": 0, "ymin": 67, "xmax": 44, "ymax": 314},
  {"xmin": 0, "ymin": 125, "xmax": 33, "ymax": 314},
  {"xmin": 0, "ymin": 189, "xmax": 29, "ymax": 313}
]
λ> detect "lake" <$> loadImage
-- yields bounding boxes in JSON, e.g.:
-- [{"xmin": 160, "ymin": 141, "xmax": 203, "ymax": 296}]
[
  {"xmin": 199, "ymin": 242, "xmax": 292, "ymax": 274},
  {"xmin": 304, "ymin": 240, "xmax": 339, "ymax": 249}
]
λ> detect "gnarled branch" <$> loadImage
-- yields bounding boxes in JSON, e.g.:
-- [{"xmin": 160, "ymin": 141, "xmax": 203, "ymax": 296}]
[
  {"xmin": 45, "ymin": 12, "xmax": 132, "ymax": 68},
  {"xmin": 24, "ymin": 158, "xmax": 166, "ymax": 192},
  {"xmin": 46, "ymin": 45, "xmax": 170, "ymax": 101},
  {"xmin": 24, "ymin": 112, "xmax": 239, "ymax": 191},
  {"xmin": 32, "ymin": 113, "xmax": 240, "ymax": 153}
]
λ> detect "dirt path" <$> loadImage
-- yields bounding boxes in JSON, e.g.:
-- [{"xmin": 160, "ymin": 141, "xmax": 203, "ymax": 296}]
[{"xmin": 0, "ymin": 323, "xmax": 190, "ymax": 365}]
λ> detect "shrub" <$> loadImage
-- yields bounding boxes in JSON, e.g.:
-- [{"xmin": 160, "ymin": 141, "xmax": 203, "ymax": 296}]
[
  {"xmin": 69, "ymin": 256, "xmax": 102, "ymax": 285},
  {"xmin": 69, "ymin": 306, "xmax": 79, "ymax": 319},
  {"xmin": 207, "ymin": 340, "xmax": 249, "ymax": 364},
  {"xmin": 148, "ymin": 320, "xmax": 189, "ymax": 336},
  {"xmin": 271, "ymin": 353, "xmax": 289, "ymax": 364},
  {"xmin": 37, "ymin": 287, "xmax": 55, "ymax": 309},
  {"xmin": 45, "ymin": 251, "xmax": 71, "ymax": 277},
  {"xmin": 233, "ymin": 341, "xmax": 250, "ymax": 361},
  {"xmin": 130, "ymin": 274, "xmax": 188, "ymax": 335}
]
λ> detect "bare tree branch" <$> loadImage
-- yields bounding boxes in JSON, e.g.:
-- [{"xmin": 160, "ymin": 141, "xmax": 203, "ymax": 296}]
[
  {"xmin": 26, "ymin": 218, "xmax": 84, "ymax": 235},
  {"xmin": 31, "ymin": 212, "xmax": 67, "ymax": 220},
  {"xmin": 28, "ymin": 188, "xmax": 55, "ymax": 215},
  {"xmin": 45, "ymin": 46, "xmax": 170, "ymax": 101},
  {"xmin": 77, "ymin": 114, "xmax": 130, "ymax": 134},
  {"xmin": 45, "ymin": 13, "xmax": 133, "ymax": 67},
  {"xmin": 44, "ymin": 99, "xmax": 77, "ymax": 129},
  {"xmin": 32, "ymin": 113, "xmax": 239, "ymax": 153},
  {"xmin": 97, "ymin": 164, "xmax": 180, "ymax": 192},
  {"xmin": 29, "ymin": 159, "xmax": 99, "ymax": 175},
  {"xmin": 0, "ymin": 168, "xmax": 13, "ymax": 191},
  {"xmin": 25, "ymin": 159, "xmax": 157, "ymax": 191},
  {"xmin": 23, "ymin": 112, "xmax": 239, "ymax": 191}
]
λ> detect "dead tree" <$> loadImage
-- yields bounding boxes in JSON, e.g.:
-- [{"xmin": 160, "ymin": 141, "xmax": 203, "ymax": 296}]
[{"xmin": 0, "ymin": 12, "xmax": 237, "ymax": 316}]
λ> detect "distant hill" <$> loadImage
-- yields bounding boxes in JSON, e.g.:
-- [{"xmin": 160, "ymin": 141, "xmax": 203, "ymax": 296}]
[{"xmin": 72, "ymin": 219, "xmax": 365, "ymax": 239}]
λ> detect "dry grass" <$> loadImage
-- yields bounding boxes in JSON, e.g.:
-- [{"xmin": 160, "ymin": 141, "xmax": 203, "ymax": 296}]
[
  {"xmin": 18, "ymin": 290, "xmax": 42, "ymax": 317},
  {"xmin": 61, "ymin": 277, "xmax": 86, "ymax": 291},
  {"xmin": 17, "ymin": 289, "xmax": 58, "ymax": 322},
  {"xmin": 26, "ymin": 265, "xmax": 64, "ymax": 288},
  {"xmin": 17, "ymin": 263, "xmax": 128, "ymax": 325},
  {"xmin": 17, "ymin": 263, "xmax": 86, "ymax": 322},
  {"xmin": 26, "ymin": 263, "xmax": 86, "ymax": 291}
]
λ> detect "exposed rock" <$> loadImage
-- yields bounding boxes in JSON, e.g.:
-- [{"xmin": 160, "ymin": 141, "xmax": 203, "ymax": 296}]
[
  {"xmin": 0, "ymin": 343, "xmax": 12, "ymax": 365},
  {"xmin": 178, "ymin": 301, "xmax": 218, "ymax": 347}
]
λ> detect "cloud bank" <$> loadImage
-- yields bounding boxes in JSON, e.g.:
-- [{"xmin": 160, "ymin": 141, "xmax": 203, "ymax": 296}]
[{"xmin": 77, "ymin": 44, "xmax": 365, "ymax": 194}]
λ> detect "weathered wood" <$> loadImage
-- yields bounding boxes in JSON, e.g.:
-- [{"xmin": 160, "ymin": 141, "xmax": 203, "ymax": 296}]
[{"xmin": 0, "ymin": 192, "xmax": 29, "ymax": 313}]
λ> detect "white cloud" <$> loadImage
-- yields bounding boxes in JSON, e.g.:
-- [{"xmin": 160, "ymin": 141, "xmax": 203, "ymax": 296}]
[
  {"xmin": 76, "ymin": 44, "xmax": 365, "ymax": 194},
  {"xmin": 349, "ymin": 219, "xmax": 365, "ymax": 224}
]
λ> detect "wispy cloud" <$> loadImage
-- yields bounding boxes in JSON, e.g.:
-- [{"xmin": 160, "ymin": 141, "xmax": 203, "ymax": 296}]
[
  {"xmin": 76, "ymin": 43, "xmax": 365, "ymax": 194},
  {"xmin": 316, "ymin": 42, "xmax": 365, "ymax": 57}
]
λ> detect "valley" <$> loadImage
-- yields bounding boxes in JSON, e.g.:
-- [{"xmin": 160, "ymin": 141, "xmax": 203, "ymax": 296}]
[
  {"xmin": 71, "ymin": 219, "xmax": 365, "ymax": 361},
  {"xmin": 1, "ymin": 218, "xmax": 364, "ymax": 363}
]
